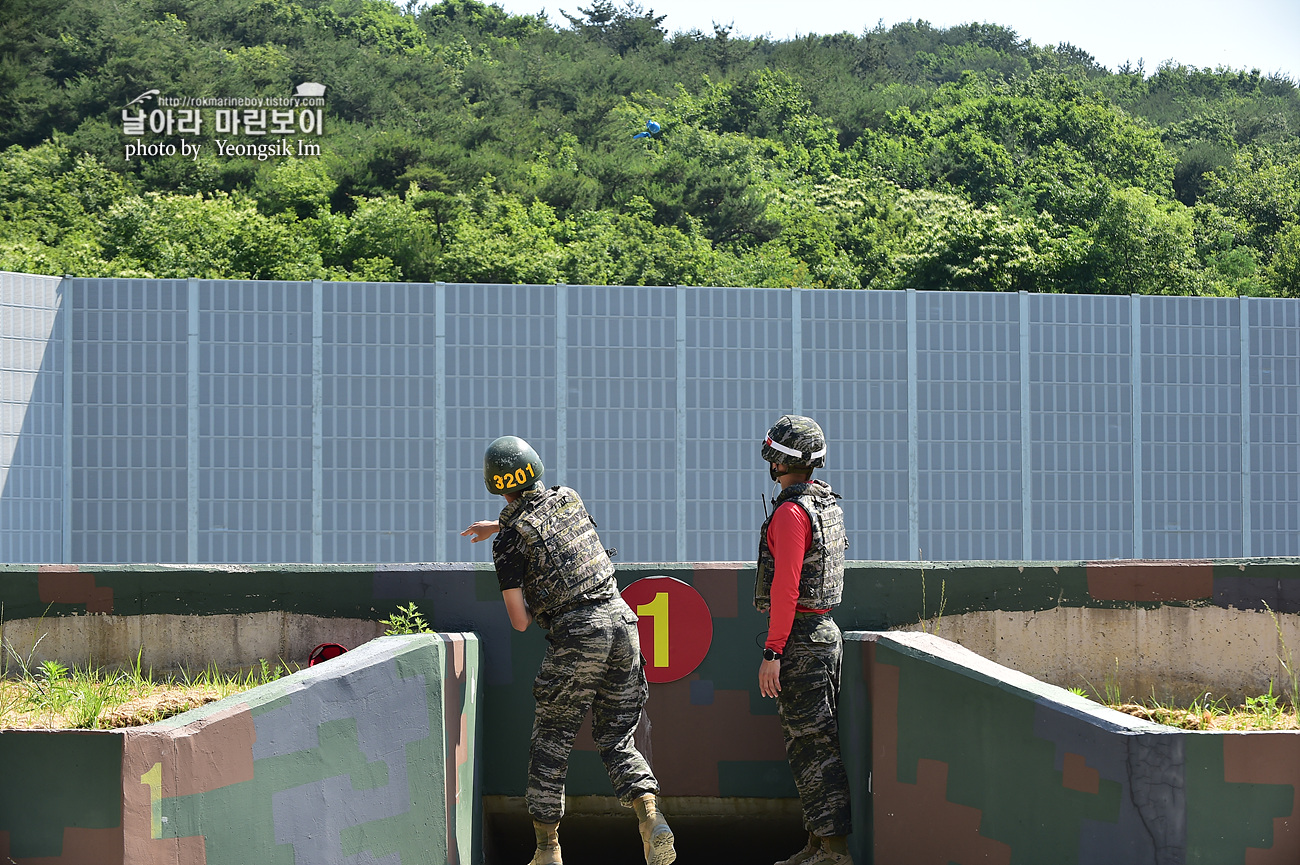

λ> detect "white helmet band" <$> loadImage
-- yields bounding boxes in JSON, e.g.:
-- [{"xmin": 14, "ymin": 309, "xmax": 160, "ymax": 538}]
[{"xmin": 765, "ymin": 436, "xmax": 826, "ymax": 462}]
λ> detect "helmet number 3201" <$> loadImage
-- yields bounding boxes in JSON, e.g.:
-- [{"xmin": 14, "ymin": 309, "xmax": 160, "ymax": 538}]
[{"xmin": 493, "ymin": 462, "xmax": 536, "ymax": 491}]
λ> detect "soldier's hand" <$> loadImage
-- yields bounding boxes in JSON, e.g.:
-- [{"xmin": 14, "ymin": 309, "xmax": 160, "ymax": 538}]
[
  {"xmin": 461, "ymin": 520, "xmax": 500, "ymax": 543},
  {"xmin": 759, "ymin": 659, "xmax": 781, "ymax": 698}
]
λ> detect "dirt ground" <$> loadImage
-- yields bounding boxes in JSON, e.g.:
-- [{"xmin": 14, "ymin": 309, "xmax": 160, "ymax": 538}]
[
  {"xmin": 0, "ymin": 680, "xmax": 226, "ymax": 730},
  {"xmin": 1111, "ymin": 701, "xmax": 1300, "ymax": 731},
  {"xmin": 5, "ymin": 677, "xmax": 1298, "ymax": 732}
]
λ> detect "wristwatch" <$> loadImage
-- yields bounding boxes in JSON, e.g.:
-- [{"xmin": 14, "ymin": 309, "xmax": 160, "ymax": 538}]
[{"xmin": 762, "ymin": 648, "xmax": 782, "ymax": 661}]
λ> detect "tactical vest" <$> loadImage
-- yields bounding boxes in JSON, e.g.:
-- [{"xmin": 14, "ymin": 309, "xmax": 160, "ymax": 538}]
[
  {"xmin": 500, "ymin": 485, "xmax": 616, "ymax": 620},
  {"xmin": 754, "ymin": 480, "xmax": 846, "ymax": 614}
]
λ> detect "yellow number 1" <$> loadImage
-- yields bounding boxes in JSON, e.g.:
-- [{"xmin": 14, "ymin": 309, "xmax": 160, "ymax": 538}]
[
  {"xmin": 141, "ymin": 762, "xmax": 162, "ymax": 839},
  {"xmin": 636, "ymin": 592, "xmax": 670, "ymax": 668}
]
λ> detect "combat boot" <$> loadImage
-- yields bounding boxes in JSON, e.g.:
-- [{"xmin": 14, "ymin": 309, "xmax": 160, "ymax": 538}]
[
  {"xmin": 805, "ymin": 835, "xmax": 855, "ymax": 865},
  {"xmin": 774, "ymin": 833, "xmax": 821, "ymax": 865},
  {"xmin": 528, "ymin": 819, "xmax": 562, "ymax": 865},
  {"xmin": 631, "ymin": 793, "xmax": 676, "ymax": 865}
]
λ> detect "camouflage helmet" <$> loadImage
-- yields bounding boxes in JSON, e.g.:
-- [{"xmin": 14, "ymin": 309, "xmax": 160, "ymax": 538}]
[
  {"xmin": 484, "ymin": 435, "xmax": 545, "ymax": 495},
  {"xmin": 762, "ymin": 415, "xmax": 827, "ymax": 476}
]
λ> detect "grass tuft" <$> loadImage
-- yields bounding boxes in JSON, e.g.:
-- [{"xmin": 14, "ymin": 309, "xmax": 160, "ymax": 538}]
[{"xmin": 0, "ymin": 655, "xmax": 297, "ymax": 730}]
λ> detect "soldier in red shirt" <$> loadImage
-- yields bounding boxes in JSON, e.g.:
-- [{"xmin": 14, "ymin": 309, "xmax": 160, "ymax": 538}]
[{"xmin": 755, "ymin": 416, "xmax": 855, "ymax": 865}]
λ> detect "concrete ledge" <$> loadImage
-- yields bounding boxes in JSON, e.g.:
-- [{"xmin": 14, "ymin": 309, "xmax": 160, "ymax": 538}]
[
  {"xmin": 893, "ymin": 604, "xmax": 1300, "ymax": 704},
  {"xmin": 0, "ymin": 611, "xmax": 385, "ymax": 673},
  {"xmin": 0, "ymin": 633, "xmax": 481, "ymax": 865}
]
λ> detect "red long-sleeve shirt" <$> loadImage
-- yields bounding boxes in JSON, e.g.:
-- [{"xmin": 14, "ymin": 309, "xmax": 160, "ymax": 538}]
[{"xmin": 765, "ymin": 501, "xmax": 830, "ymax": 654}]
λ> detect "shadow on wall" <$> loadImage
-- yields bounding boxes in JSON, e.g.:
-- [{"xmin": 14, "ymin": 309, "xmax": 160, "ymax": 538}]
[
  {"xmin": 0, "ymin": 633, "xmax": 481, "ymax": 865},
  {"xmin": 0, "ymin": 271, "xmax": 64, "ymax": 564}
]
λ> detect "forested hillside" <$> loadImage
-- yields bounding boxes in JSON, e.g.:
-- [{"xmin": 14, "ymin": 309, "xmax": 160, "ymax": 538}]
[{"xmin": 1, "ymin": 0, "xmax": 1297, "ymax": 294}]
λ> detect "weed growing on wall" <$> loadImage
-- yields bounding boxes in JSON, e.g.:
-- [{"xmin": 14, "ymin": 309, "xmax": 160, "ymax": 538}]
[
  {"xmin": 381, "ymin": 602, "xmax": 433, "ymax": 636},
  {"xmin": 1078, "ymin": 679, "xmax": 1300, "ymax": 731},
  {"xmin": 918, "ymin": 552, "xmax": 947, "ymax": 635},
  {"xmin": 1264, "ymin": 601, "xmax": 1300, "ymax": 711}
]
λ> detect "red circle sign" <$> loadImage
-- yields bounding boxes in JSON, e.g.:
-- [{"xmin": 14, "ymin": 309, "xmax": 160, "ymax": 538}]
[{"xmin": 621, "ymin": 576, "xmax": 713, "ymax": 683}]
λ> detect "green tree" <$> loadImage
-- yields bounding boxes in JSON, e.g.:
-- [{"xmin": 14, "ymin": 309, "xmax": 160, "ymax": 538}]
[
  {"xmin": 0, "ymin": 139, "xmax": 126, "ymax": 274},
  {"xmin": 1265, "ymin": 223, "xmax": 1300, "ymax": 297},
  {"xmin": 1079, "ymin": 186, "xmax": 1198, "ymax": 295},
  {"xmin": 434, "ymin": 180, "xmax": 563, "ymax": 283},
  {"xmin": 888, "ymin": 189, "xmax": 1058, "ymax": 292},
  {"xmin": 556, "ymin": 196, "xmax": 717, "ymax": 286},
  {"xmin": 559, "ymin": 0, "xmax": 667, "ymax": 56},
  {"xmin": 257, "ymin": 157, "xmax": 336, "ymax": 219},
  {"xmin": 336, "ymin": 186, "xmax": 441, "ymax": 281},
  {"xmin": 629, "ymin": 124, "xmax": 781, "ymax": 246},
  {"xmin": 1202, "ymin": 149, "xmax": 1300, "ymax": 251},
  {"xmin": 100, "ymin": 190, "xmax": 328, "ymax": 279}
]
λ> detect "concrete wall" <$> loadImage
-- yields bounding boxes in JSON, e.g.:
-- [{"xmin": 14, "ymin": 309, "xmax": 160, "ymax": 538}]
[
  {"xmin": 6, "ymin": 558, "xmax": 1300, "ymax": 800},
  {"xmin": 0, "ymin": 633, "xmax": 481, "ymax": 865},
  {"xmin": 896, "ymin": 604, "xmax": 1300, "ymax": 705},
  {"xmin": 0, "ymin": 610, "xmax": 385, "ymax": 674},
  {"xmin": 0, "ymin": 561, "xmax": 798, "ymax": 800},
  {"xmin": 6, "ymin": 559, "xmax": 1300, "ymax": 863},
  {"xmin": 844, "ymin": 630, "xmax": 1300, "ymax": 864}
]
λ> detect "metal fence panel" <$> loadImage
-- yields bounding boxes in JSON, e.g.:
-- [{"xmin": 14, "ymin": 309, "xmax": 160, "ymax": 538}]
[
  {"xmin": 684, "ymin": 286, "xmax": 793, "ymax": 562},
  {"xmin": 564, "ymin": 284, "xmax": 677, "ymax": 564},
  {"xmin": 72, "ymin": 279, "xmax": 188, "ymax": 563},
  {"xmin": 1250, "ymin": 297, "xmax": 1300, "ymax": 556},
  {"xmin": 1029, "ymin": 294, "xmax": 1133, "ymax": 559},
  {"xmin": 445, "ymin": 283, "xmax": 558, "ymax": 564},
  {"xmin": 1140, "ymin": 296, "xmax": 1243, "ymax": 558},
  {"xmin": 915, "ymin": 291, "xmax": 1023, "ymax": 560},
  {"xmin": 202, "ymin": 279, "xmax": 313, "ymax": 563},
  {"xmin": 321, "ymin": 281, "xmax": 440, "ymax": 563},
  {"xmin": 3, "ymin": 274, "xmax": 1299, "ymax": 564},
  {"xmin": 803, "ymin": 289, "xmax": 910, "ymax": 562}
]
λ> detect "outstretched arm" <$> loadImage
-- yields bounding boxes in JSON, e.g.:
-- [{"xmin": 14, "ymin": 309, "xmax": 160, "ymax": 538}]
[{"xmin": 461, "ymin": 520, "xmax": 500, "ymax": 543}]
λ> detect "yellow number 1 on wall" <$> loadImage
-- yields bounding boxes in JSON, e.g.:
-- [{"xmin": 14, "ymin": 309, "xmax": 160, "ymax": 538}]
[
  {"xmin": 621, "ymin": 576, "xmax": 712, "ymax": 683},
  {"xmin": 141, "ymin": 762, "xmax": 163, "ymax": 839},
  {"xmin": 636, "ymin": 592, "xmax": 670, "ymax": 668}
]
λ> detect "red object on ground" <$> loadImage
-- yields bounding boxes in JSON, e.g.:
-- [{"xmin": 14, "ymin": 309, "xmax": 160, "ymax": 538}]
[{"xmin": 309, "ymin": 642, "xmax": 348, "ymax": 666}]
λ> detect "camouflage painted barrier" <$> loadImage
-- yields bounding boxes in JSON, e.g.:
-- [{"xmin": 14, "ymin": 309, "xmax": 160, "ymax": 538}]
[
  {"xmin": 4, "ymin": 559, "xmax": 1300, "ymax": 862},
  {"xmin": 0, "ymin": 633, "xmax": 480, "ymax": 865},
  {"xmin": 844, "ymin": 630, "xmax": 1300, "ymax": 864}
]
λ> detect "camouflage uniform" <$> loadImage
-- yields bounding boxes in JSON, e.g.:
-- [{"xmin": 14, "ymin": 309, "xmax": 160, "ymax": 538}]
[
  {"xmin": 757, "ymin": 478, "xmax": 853, "ymax": 839},
  {"xmin": 495, "ymin": 485, "xmax": 659, "ymax": 824},
  {"xmin": 776, "ymin": 611, "xmax": 852, "ymax": 837}
]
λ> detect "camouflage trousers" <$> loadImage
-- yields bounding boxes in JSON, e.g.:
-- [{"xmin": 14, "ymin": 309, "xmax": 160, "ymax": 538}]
[
  {"xmin": 527, "ymin": 596, "xmax": 659, "ymax": 823},
  {"xmin": 777, "ymin": 613, "xmax": 852, "ymax": 837}
]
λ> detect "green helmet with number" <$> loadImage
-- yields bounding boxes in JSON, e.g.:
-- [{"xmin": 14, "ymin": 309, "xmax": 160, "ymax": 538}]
[
  {"xmin": 762, "ymin": 415, "xmax": 827, "ymax": 474},
  {"xmin": 484, "ymin": 435, "xmax": 545, "ymax": 495}
]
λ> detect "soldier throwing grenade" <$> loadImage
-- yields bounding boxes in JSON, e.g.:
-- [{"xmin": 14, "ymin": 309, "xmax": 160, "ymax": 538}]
[
  {"xmin": 462, "ymin": 436, "xmax": 675, "ymax": 865},
  {"xmin": 756, "ymin": 416, "xmax": 855, "ymax": 865}
]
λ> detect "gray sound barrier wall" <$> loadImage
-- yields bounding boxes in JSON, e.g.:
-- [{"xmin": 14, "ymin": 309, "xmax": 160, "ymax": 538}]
[{"xmin": 1, "ymin": 272, "xmax": 1298, "ymax": 565}]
